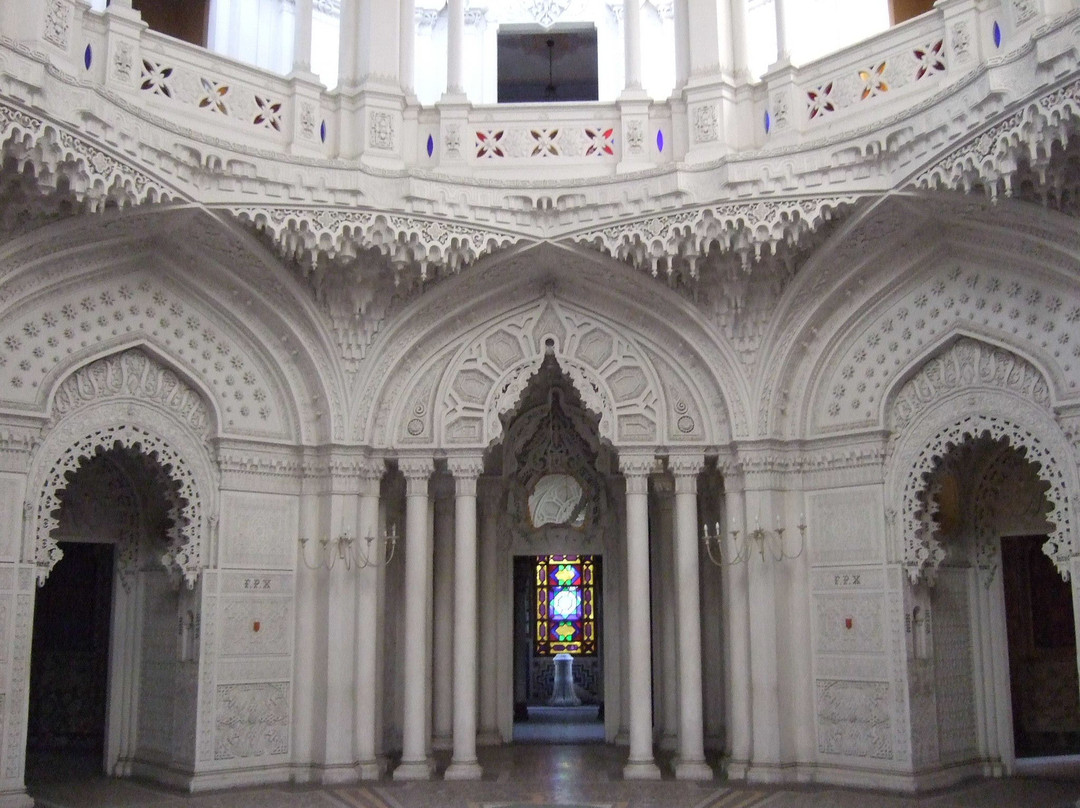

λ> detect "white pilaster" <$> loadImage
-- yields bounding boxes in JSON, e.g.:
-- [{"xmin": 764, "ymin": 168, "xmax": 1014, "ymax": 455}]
[
  {"xmin": 729, "ymin": 0, "xmax": 749, "ymax": 80},
  {"xmin": 445, "ymin": 456, "xmax": 485, "ymax": 780},
  {"xmin": 337, "ymin": 0, "xmax": 361, "ymax": 90},
  {"xmin": 621, "ymin": 453, "xmax": 662, "ymax": 779},
  {"xmin": 478, "ymin": 478, "xmax": 501, "ymax": 741},
  {"xmin": 651, "ymin": 476, "xmax": 678, "ymax": 750},
  {"xmin": 400, "ymin": 0, "xmax": 415, "ymax": 94},
  {"xmin": 722, "ymin": 465, "xmax": 752, "ymax": 777},
  {"xmin": 671, "ymin": 455, "xmax": 711, "ymax": 780},
  {"xmin": 773, "ymin": 0, "xmax": 791, "ymax": 65},
  {"xmin": 354, "ymin": 458, "xmax": 386, "ymax": 779},
  {"xmin": 394, "ymin": 457, "xmax": 435, "ymax": 780}
]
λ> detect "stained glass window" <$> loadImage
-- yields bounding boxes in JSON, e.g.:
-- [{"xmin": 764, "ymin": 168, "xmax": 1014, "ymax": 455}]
[{"xmin": 535, "ymin": 554, "xmax": 595, "ymax": 656}]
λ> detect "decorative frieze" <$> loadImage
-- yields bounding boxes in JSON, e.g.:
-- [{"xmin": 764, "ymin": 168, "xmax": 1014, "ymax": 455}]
[
  {"xmin": 816, "ymin": 679, "xmax": 893, "ymax": 760},
  {"xmin": 214, "ymin": 682, "xmax": 289, "ymax": 760}
]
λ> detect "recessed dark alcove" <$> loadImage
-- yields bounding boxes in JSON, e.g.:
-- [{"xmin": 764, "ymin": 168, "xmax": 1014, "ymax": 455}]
[{"xmin": 497, "ymin": 26, "xmax": 599, "ymax": 103}]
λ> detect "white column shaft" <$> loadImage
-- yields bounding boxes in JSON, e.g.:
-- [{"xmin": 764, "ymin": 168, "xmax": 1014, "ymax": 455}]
[
  {"xmin": 400, "ymin": 0, "xmax": 415, "ymax": 93},
  {"xmin": 674, "ymin": 0, "xmax": 690, "ymax": 87},
  {"xmin": 623, "ymin": 0, "xmax": 642, "ymax": 90},
  {"xmin": 674, "ymin": 471, "xmax": 709, "ymax": 777},
  {"xmin": 446, "ymin": 0, "xmax": 465, "ymax": 94},
  {"xmin": 773, "ymin": 0, "xmax": 790, "ymax": 61},
  {"xmin": 622, "ymin": 460, "xmax": 660, "ymax": 778},
  {"xmin": 396, "ymin": 460, "xmax": 434, "ymax": 778},
  {"xmin": 432, "ymin": 487, "xmax": 455, "ymax": 744},
  {"xmin": 293, "ymin": 0, "xmax": 313, "ymax": 72},
  {"xmin": 729, "ymin": 0, "xmax": 749, "ymax": 78},
  {"xmin": 337, "ymin": 0, "xmax": 360, "ymax": 87},
  {"xmin": 446, "ymin": 461, "xmax": 483, "ymax": 779},
  {"xmin": 724, "ymin": 484, "xmax": 752, "ymax": 767}
]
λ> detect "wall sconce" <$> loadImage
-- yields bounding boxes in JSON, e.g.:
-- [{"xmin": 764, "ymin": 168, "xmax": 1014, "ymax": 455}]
[
  {"xmin": 702, "ymin": 515, "xmax": 806, "ymax": 566},
  {"xmin": 298, "ymin": 524, "xmax": 398, "ymax": 571}
]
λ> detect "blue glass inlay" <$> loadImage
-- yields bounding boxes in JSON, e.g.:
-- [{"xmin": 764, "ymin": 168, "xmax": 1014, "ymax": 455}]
[
  {"xmin": 427, "ymin": 134, "xmax": 434, "ymax": 157},
  {"xmin": 993, "ymin": 21, "xmax": 1002, "ymax": 48},
  {"xmin": 320, "ymin": 121, "xmax": 327, "ymax": 143},
  {"xmin": 84, "ymin": 44, "xmax": 92, "ymax": 70},
  {"xmin": 656, "ymin": 129, "xmax": 664, "ymax": 153},
  {"xmin": 765, "ymin": 110, "xmax": 771, "ymax": 134}
]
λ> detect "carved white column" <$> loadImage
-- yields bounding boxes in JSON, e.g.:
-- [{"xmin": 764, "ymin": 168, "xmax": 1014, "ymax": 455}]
[
  {"xmin": 394, "ymin": 457, "xmax": 435, "ymax": 780},
  {"xmin": 445, "ymin": 456, "xmax": 485, "ymax": 779},
  {"xmin": 446, "ymin": 0, "xmax": 465, "ymax": 96},
  {"xmin": 623, "ymin": 0, "xmax": 642, "ymax": 91},
  {"xmin": 621, "ymin": 453, "xmax": 661, "ymax": 779},
  {"xmin": 685, "ymin": 0, "xmax": 724, "ymax": 79},
  {"xmin": 358, "ymin": 0, "xmax": 398, "ymax": 85},
  {"xmin": 773, "ymin": 0, "xmax": 791, "ymax": 63},
  {"xmin": 400, "ymin": 0, "xmax": 415, "ymax": 93},
  {"xmin": 431, "ymin": 476, "xmax": 455, "ymax": 750},
  {"xmin": 354, "ymin": 458, "xmax": 385, "ymax": 778},
  {"xmin": 292, "ymin": 0, "xmax": 313, "ymax": 73},
  {"xmin": 671, "ymin": 455, "xmax": 711, "ymax": 779},
  {"xmin": 722, "ymin": 465, "xmax": 752, "ymax": 776}
]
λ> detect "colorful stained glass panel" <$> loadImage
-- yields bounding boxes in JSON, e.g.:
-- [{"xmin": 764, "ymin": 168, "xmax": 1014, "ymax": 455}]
[{"xmin": 534, "ymin": 554, "xmax": 596, "ymax": 656}]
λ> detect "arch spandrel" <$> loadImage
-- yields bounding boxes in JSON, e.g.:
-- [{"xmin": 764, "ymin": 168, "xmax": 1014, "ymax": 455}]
[{"xmin": 376, "ymin": 294, "xmax": 726, "ymax": 450}]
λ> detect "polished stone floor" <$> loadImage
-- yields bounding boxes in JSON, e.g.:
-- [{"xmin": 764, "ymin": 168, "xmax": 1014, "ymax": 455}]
[{"xmin": 25, "ymin": 746, "xmax": 1080, "ymax": 808}]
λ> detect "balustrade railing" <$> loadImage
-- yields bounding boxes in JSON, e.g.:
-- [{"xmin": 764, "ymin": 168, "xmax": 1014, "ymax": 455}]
[{"xmin": 1, "ymin": 0, "xmax": 1070, "ymax": 177}]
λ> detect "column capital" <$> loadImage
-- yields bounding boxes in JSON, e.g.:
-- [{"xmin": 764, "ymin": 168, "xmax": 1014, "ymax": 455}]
[
  {"xmin": 619, "ymin": 452, "xmax": 657, "ymax": 478},
  {"xmin": 357, "ymin": 456, "xmax": 386, "ymax": 496},
  {"xmin": 448, "ymin": 454, "xmax": 485, "ymax": 480},
  {"xmin": 399, "ymin": 456, "xmax": 434, "ymax": 496},
  {"xmin": 669, "ymin": 453, "xmax": 706, "ymax": 477}
]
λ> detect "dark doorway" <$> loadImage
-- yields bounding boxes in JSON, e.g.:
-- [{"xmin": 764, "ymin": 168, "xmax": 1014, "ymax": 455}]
[
  {"xmin": 132, "ymin": 0, "xmax": 210, "ymax": 47},
  {"xmin": 27, "ymin": 541, "xmax": 114, "ymax": 782},
  {"xmin": 1002, "ymin": 534, "xmax": 1080, "ymax": 757},
  {"xmin": 497, "ymin": 27, "xmax": 599, "ymax": 103}
]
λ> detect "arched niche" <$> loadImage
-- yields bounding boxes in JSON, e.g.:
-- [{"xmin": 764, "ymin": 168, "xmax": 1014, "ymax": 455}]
[
  {"xmin": 27, "ymin": 348, "xmax": 219, "ymax": 588},
  {"xmin": 884, "ymin": 338, "xmax": 1077, "ymax": 583}
]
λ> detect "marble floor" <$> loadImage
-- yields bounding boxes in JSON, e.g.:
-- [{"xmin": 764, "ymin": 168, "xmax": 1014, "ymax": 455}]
[{"xmin": 25, "ymin": 746, "xmax": 1080, "ymax": 808}]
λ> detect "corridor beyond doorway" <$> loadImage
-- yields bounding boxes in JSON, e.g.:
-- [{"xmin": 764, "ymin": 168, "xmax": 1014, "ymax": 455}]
[{"xmin": 513, "ymin": 705, "xmax": 604, "ymax": 744}]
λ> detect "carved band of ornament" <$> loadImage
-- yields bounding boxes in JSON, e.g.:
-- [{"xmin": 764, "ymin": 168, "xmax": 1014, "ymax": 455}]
[
  {"xmin": 901, "ymin": 414, "xmax": 1074, "ymax": 585},
  {"xmin": 889, "ymin": 338, "xmax": 1050, "ymax": 433},
  {"xmin": 51, "ymin": 349, "xmax": 212, "ymax": 436},
  {"xmin": 35, "ymin": 423, "xmax": 204, "ymax": 588},
  {"xmin": 217, "ymin": 453, "xmax": 305, "ymax": 476},
  {"xmin": 572, "ymin": 196, "xmax": 856, "ymax": 279},
  {"xmin": 914, "ymin": 78, "xmax": 1080, "ymax": 201},
  {"xmin": 0, "ymin": 102, "xmax": 173, "ymax": 212},
  {"xmin": 234, "ymin": 207, "xmax": 523, "ymax": 280}
]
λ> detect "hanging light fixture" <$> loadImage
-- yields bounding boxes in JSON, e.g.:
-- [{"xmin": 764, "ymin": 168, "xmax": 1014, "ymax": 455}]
[
  {"xmin": 298, "ymin": 523, "xmax": 398, "ymax": 571},
  {"xmin": 702, "ymin": 514, "xmax": 805, "ymax": 566}
]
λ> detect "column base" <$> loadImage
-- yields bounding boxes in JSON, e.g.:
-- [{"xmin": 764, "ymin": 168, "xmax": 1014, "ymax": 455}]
[
  {"xmin": 0, "ymin": 791, "xmax": 33, "ymax": 808},
  {"xmin": 357, "ymin": 757, "xmax": 385, "ymax": 780},
  {"xmin": 393, "ymin": 758, "xmax": 435, "ymax": 780},
  {"xmin": 674, "ymin": 759, "xmax": 713, "ymax": 780},
  {"xmin": 623, "ymin": 760, "xmax": 662, "ymax": 780},
  {"xmin": 444, "ymin": 759, "xmax": 483, "ymax": 780}
]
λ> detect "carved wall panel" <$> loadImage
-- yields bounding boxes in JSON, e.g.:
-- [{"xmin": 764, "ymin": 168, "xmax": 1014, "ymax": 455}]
[
  {"xmin": 213, "ymin": 682, "xmax": 289, "ymax": 761},
  {"xmin": 218, "ymin": 597, "xmax": 291, "ymax": 658},
  {"xmin": 932, "ymin": 568, "xmax": 977, "ymax": 762},
  {"xmin": 136, "ymin": 572, "xmax": 177, "ymax": 759},
  {"xmin": 807, "ymin": 487, "xmax": 885, "ymax": 566},
  {"xmin": 816, "ymin": 679, "xmax": 893, "ymax": 760},
  {"xmin": 218, "ymin": 491, "xmax": 298, "ymax": 570},
  {"xmin": 814, "ymin": 593, "xmax": 886, "ymax": 656},
  {"xmin": 812, "ymin": 267, "xmax": 1077, "ymax": 434},
  {"xmin": 0, "ymin": 473, "xmax": 23, "ymax": 561}
]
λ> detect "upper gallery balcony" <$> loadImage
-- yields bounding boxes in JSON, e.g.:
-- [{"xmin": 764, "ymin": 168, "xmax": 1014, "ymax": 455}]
[{"xmin": 0, "ymin": 0, "xmax": 1077, "ymax": 202}]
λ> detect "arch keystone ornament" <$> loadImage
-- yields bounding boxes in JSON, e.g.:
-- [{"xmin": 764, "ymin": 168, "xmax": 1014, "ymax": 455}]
[{"xmin": 29, "ymin": 350, "xmax": 217, "ymax": 588}]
